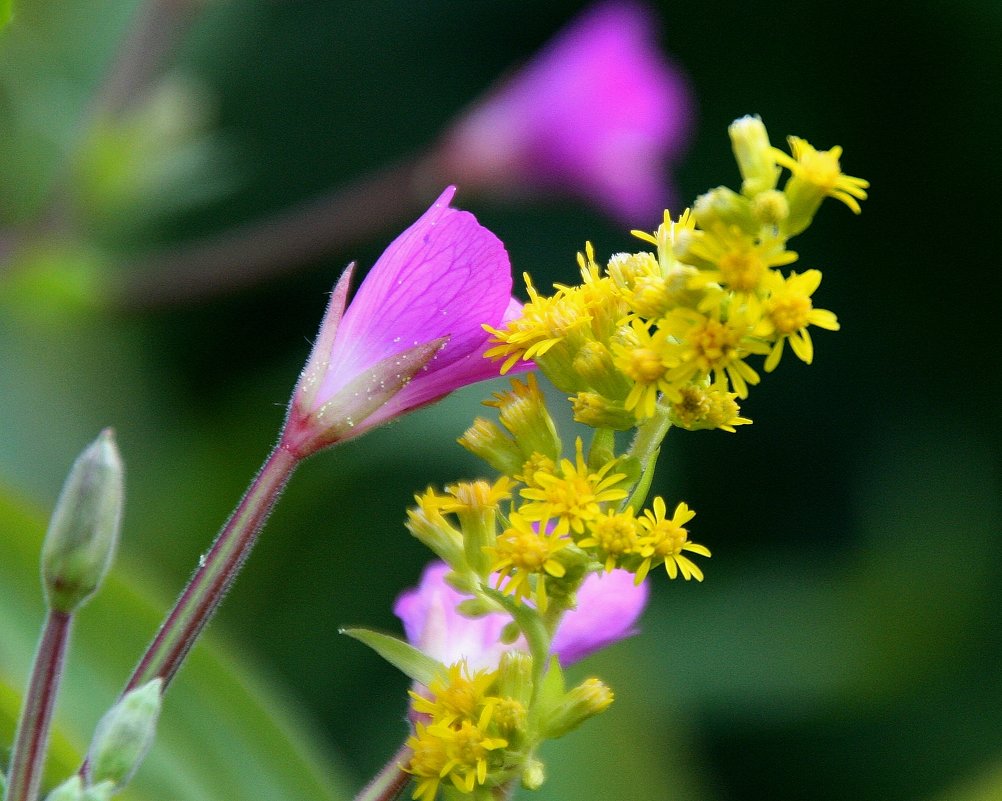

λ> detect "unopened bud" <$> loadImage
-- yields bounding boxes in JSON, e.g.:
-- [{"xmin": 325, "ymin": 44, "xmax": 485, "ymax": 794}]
[
  {"xmin": 43, "ymin": 776, "xmax": 83, "ymax": 801},
  {"xmin": 571, "ymin": 393, "xmax": 636, "ymax": 431},
  {"xmin": 457, "ymin": 418, "xmax": 523, "ymax": 476},
  {"xmin": 496, "ymin": 651, "xmax": 534, "ymax": 708},
  {"xmin": 41, "ymin": 430, "xmax": 124, "ymax": 613},
  {"xmin": 81, "ymin": 782, "xmax": 115, "ymax": 801},
  {"xmin": 693, "ymin": 186, "xmax": 756, "ymax": 234},
  {"xmin": 540, "ymin": 678, "xmax": 614, "ymax": 739},
  {"xmin": 486, "ymin": 376, "xmax": 561, "ymax": 461},
  {"xmin": 729, "ymin": 115, "xmax": 779, "ymax": 197},
  {"xmin": 572, "ymin": 342, "xmax": 630, "ymax": 400},
  {"xmin": 752, "ymin": 189, "xmax": 789, "ymax": 227},
  {"xmin": 521, "ymin": 758, "xmax": 546, "ymax": 790},
  {"xmin": 87, "ymin": 679, "xmax": 163, "ymax": 789}
]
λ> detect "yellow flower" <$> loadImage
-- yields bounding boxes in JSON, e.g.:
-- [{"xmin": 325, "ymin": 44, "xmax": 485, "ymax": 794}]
[
  {"xmin": 434, "ymin": 707, "xmax": 508, "ymax": 794},
  {"xmin": 661, "ymin": 308, "xmax": 769, "ymax": 399},
  {"xmin": 409, "ymin": 661, "xmax": 498, "ymax": 727},
  {"xmin": 669, "ymin": 379, "xmax": 752, "ymax": 433},
  {"xmin": 636, "ymin": 498, "xmax": 709, "ymax": 583},
  {"xmin": 684, "ymin": 226, "xmax": 797, "ymax": 303},
  {"xmin": 484, "ymin": 274, "xmax": 591, "ymax": 377},
  {"xmin": 488, "ymin": 512, "xmax": 569, "ymax": 611},
  {"xmin": 519, "ymin": 439, "xmax": 628, "ymax": 535},
  {"xmin": 404, "ymin": 722, "xmax": 449, "ymax": 801},
  {"xmin": 405, "ymin": 706, "xmax": 508, "ymax": 800},
  {"xmin": 577, "ymin": 507, "xmax": 643, "ymax": 572},
  {"xmin": 758, "ymin": 269, "xmax": 839, "ymax": 372},
  {"xmin": 773, "ymin": 136, "xmax": 869, "ymax": 214},
  {"xmin": 611, "ymin": 319, "xmax": 680, "ymax": 418}
]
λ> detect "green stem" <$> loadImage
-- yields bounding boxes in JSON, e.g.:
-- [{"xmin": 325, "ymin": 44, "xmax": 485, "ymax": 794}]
[
  {"xmin": 121, "ymin": 442, "xmax": 299, "ymax": 693},
  {"xmin": 627, "ymin": 405, "xmax": 672, "ymax": 474},
  {"xmin": 4, "ymin": 611, "xmax": 73, "ymax": 801},
  {"xmin": 353, "ymin": 745, "xmax": 412, "ymax": 801}
]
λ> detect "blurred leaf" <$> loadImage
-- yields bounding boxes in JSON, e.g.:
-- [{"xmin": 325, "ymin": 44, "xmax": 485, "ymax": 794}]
[
  {"xmin": 0, "ymin": 0, "xmax": 12, "ymax": 31},
  {"xmin": 932, "ymin": 759, "xmax": 1002, "ymax": 801},
  {"xmin": 0, "ymin": 485, "xmax": 356, "ymax": 801},
  {"xmin": 341, "ymin": 628, "xmax": 438, "ymax": 687}
]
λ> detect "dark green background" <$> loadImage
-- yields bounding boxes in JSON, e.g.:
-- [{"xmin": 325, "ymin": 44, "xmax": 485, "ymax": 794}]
[{"xmin": 1, "ymin": 2, "xmax": 999, "ymax": 800}]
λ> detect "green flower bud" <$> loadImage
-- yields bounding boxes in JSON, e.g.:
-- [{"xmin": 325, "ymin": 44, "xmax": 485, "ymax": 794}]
[
  {"xmin": 539, "ymin": 678, "xmax": 614, "ymax": 739},
  {"xmin": 87, "ymin": 679, "xmax": 163, "ymax": 790},
  {"xmin": 729, "ymin": 115, "xmax": 779, "ymax": 197},
  {"xmin": 41, "ymin": 429, "xmax": 124, "ymax": 613},
  {"xmin": 457, "ymin": 417, "xmax": 524, "ymax": 476},
  {"xmin": 693, "ymin": 186, "xmax": 757, "ymax": 234},
  {"xmin": 43, "ymin": 776, "xmax": 83, "ymax": 801},
  {"xmin": 521, "ymin": 758, "xmax": 546, "ymax": 791},
  {"xmin": 496, "ymin": 651, "xmax": 534, "ymax": 708},
  {"xmin": 81, "ymin": 781, "xmax": 115, "ymax": 801},
  {"xmin": 571, "ymin": 392, "xmax": 636, "ymax": 431}
]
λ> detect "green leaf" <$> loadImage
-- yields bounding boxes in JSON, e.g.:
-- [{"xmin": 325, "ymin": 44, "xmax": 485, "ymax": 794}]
[
  {"xmin": 0, "ymin": 485, "xmax": 355, "ymax": 801},
  {"xmin": 0, "ymin": 0, "xmax": 12, "ymax": 31},
  {"xmin": 340, "ymin": 628, "xmax": 440, "ymax": 687}
]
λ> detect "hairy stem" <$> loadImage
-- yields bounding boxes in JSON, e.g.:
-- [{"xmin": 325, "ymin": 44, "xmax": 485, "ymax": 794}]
[
  {"xmin": 4, "ymin": 611, "xmax": 73, "ymax": 801},
  {"xmin": 353, "ymin": 745, "xmax": 412, "ymax": 801},
  {"xmin": 123, "ymin": 442, "xmax": 299, "ymax": 693}
]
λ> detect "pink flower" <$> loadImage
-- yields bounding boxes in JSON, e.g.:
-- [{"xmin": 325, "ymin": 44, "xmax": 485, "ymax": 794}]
[
  {"xmin": 436, "ymin": 1, "xmax": 693, "ymax": 224},
  {"xmin": 394, "ymin": 561, "xmax": 648, "ymax": 670},
  {"xmin": 282, "ymin": 187, "xmax": 523, "ymax": 457}
]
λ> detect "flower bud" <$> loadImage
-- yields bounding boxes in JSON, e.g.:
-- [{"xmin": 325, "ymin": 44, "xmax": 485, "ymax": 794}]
[
  {"xmin": 43, "ymin": 776, "xmax": 83, "ymax": 801},
  {"xmin": 81, "ymin": 782, "xmax": 115, "ymax": 801},
  {"xmin": 86, "ymin": 679, "xmax": 163, "ymax": 789},
  {"xmin": 41, "ymin": 430, "xmax": 123, "ymax": 613},
  {"xmin": 572, "ymin": 342, "xmax": 631, "ymax": 400},
  {"xmin": 539, "ymin": 677, "xmax": 614, "ymax": 739},
  {"xmin": 693, "ymin": 186, "xmax": 757, "ymax": 233},
  {"xmin": 752, "ymin": 189, "xmax": 789, "ymax": 227},
  {"xmin": 521, "ymin": 757, "xmax": 546, "ymax": 790},
  {"xmin": 487, "ymin": 375, "xmax": 561, "ymax": 462},
  {"xmin": 571, "ymin": 392, "xmax": 636, "ymax": 431},
  {"xmin": 729, "ymin": 115, "xmax": 779, "ymax": 197},
  {"xmin": 457, "ymin": 418, "xmax": 524, "ymax": 476},
  {"xmin": 496, "ymin": 651, "xmax": 534, "ymax": 708}
]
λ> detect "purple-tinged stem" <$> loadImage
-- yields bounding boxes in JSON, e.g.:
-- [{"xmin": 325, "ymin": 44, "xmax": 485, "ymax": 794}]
[
  {"xmin": 122, "ymin": 442, "xmax": 299, "ymax": 694},
  {"xmin": 353, "ymin": 745, "xmax": 412, "ymax": 801},
  {"xmin": 4, "ymin": 611, "xmax": 73, "ymax": 801}
]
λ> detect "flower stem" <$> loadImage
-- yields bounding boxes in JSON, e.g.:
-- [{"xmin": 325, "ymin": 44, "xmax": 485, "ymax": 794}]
[
  {"xmin": 122, "ymin": 442, "xmax": 299, "ymax": 693},
  {"xmin": 4, "ymin": 610, "xmax": 73, "ymax": 801},
  {"xmin": 353, "ymin": 745, "xmax": 412, "ymax": 801},
  {"xmin": 627, "ymin": 404, "xmax": 672, "ymax": 473}
]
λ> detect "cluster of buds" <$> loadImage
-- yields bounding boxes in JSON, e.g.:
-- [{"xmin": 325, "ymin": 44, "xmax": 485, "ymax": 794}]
[{"xmin": 346, "ymin": 116, "xmax": 866, "ymax": 800}]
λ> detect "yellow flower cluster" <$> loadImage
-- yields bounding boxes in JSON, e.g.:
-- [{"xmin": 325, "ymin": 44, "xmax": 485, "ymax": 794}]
[
  {"xmin": 404, "ymin": 655, "xmax": 613, "ymax": 801},
  {"xmin": 486, "ymin": 116, "xmax": 866, "ymax": 430},
  {"xmin": 389, "ymin": 117, "xmax": 866, "ymax": 800},
  {"xmin": 405, "ymin": 662, "xmax": 511, "ymax": 801}
]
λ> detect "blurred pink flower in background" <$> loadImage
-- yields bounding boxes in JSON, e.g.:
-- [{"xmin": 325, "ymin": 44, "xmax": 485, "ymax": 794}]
[
  {"xmin": 283, "ymin": 186, "xmax": 523, "ymax": 457},
  {"xmin": 394, "ymin": 561, "xmax": 649, "ymax": 670},
  {"xmin": 436, "ymin": 1, "xmax": 693, "ymax": 224}
]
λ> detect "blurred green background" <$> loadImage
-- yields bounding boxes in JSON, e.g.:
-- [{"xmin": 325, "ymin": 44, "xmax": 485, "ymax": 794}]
[{"xmin": 1, "ymin": 1, "xmax": 1000, "ymax": 800}]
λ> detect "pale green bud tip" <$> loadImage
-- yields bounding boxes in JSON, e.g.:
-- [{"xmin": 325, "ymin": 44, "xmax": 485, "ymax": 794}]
[
  {"xmin": 540, "ymin": 678, "xmax": 614, "ymax": 739},
  {"xmin": 43, "ymin": 775, "xmax": 83, "ymax": 801},
  {"xmin": 41, "ymin": 429, "xmax": 124, "ymax": 613},
  {"xmin": 729, "ymin": 115, "xmax": 779, "ymax": 197},
  {"xmin": 87, "ymin": 679, "xmax": 163, "ymax": 790},
  {"xmin": 521, "ymin": 758, "xmax": 546, "ymax": 790},
  {"xmin": 81, "ymin": 782, "xmax": 115, "ymax": 801}
]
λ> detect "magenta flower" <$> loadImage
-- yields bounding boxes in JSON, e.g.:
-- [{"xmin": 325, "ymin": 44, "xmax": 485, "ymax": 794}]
[
  {"xmin": 436, "ymin": 1, "xmax": 693, "ymax": 223},
  {"xmin": 394, "ymin": 561, "xmax": 648, "ymax": 670},
  {"xmin": 282, "ymin": 187, "xmax": 523, "ymax": 457}
]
